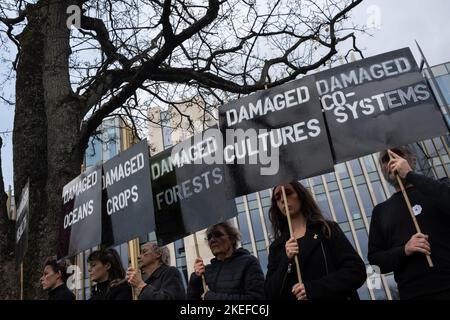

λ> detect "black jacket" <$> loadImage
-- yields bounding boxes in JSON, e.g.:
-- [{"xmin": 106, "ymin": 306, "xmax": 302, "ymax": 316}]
[
  {"xmin": 139, "ymin": 264, "xmax": 186, "ymax": 300},
  {"xmin": 90, "ymin": 280, "xmax": 132, "ymax": 300},
  {"xmin": 265, "ymin": 221, "xmax": 366, "ymax": 300},
  {"xmin": 187, "ymin": 248, "xmax": 265, "ymax": 300},
  {"xmin": 368, "ymin": 172, "xmax": 450, "ymax": 299},
  {"xmin": 48, "ymin": 284, "xmax": 75, "ymax": 300}
]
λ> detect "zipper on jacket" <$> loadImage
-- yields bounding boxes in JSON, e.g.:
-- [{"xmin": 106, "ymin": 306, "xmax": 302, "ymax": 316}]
[
  {"xmin": 280, "ymin": 262, "xmax": 292, "ymax": 297},
  {"xmin": 320, "ymin": 241, "xmax": 329, "ymax": 275}
]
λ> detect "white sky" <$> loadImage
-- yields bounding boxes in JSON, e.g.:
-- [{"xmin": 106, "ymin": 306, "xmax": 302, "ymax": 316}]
[{"xmin": 1, "ymin": 0, "xmax": 450, "ymax": 190}]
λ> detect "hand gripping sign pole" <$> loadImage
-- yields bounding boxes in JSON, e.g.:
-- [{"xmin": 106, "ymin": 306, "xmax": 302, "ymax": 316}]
[
  {"xmin": 128, "ymin": 238, "xmax": 140, "ymax": 300},
  {"xmin": 193, "ymin": 232, "xmax": 208, "ymax": 293},
  {"xmin": 388, "ymin": 150, "xmax": 433, "ymax": 268},
  {"xmin": 281, "ymin": 186, "xmax": 303, "ymax": 284}
]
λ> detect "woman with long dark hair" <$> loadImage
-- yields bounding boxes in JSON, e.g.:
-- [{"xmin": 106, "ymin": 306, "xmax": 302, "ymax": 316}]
[
  {"xmin": 88, "ymin": 248, "xmax": 132, "ymax": 300},
  {"xmin": 265, "ymin": 181, "xmax": 366, "ymax": 300}
]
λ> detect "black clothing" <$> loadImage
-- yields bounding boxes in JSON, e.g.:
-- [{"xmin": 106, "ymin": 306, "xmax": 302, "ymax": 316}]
[
  {"xmin": 48, "ymin": 284, "xmax": 75, "ymax": 300},
  {"xmin": 265, "ymin": 221, "xmax": 366, "ymax": 300},
  {"xmin": 90, "ymin": 280, "xmax": 132, "ymax": 300},
  {"xmin": 368, "ymin": 172, "xmax": 450, "ymax": 300},
  {"xmin": 139, "ymin": 264, "xmax": 186, "ymax": 300},
  {"xmin": 187, "ymin": 248, "xmax": 265, "ymax": 300},
  {"xmin": 411, "ymin": 288, "xmax": 450, "ymax": 300}
]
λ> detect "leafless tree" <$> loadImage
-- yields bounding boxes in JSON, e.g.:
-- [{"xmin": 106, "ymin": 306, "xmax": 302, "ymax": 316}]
[{"xmin": 0, "ymin": 0, "xmax": 365, "ymax": 298}]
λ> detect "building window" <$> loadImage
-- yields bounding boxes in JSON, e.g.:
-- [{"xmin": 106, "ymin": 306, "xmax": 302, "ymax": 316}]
[
  {"xmin": 258, "ymin": 249, "xmax": 268, "ymax": 275},
  {"xmin": 329, "ymin": 191, "xmax": 347, "ymax": 223},
  {"xmin": 385, "ymin": 273, "xmax": 399, "ymax": 300},
  {"xmin": 343, "ymin": 187, "xmax": 361, "ymax": 220},
  {"xmin": 363, "ymin": 155, "xmax": 377, "ymax": 173},
  {"xmin": 350, "ymin": 159, "xmax": 363, "ymax": 176},
  {"xmin": 335, "ymin": 163, "xmax": 349, "ymax": 179},
  {"xmin": 247, "ymin": 193, "xmax": 257, "ymax": 201},
  {"xmin": 237, "ymin": 211, "xmax": 251, "ymax": 245},
  {"xmin": 344, "ymin": 231, "xmax": 356, "ymax": 248},
  {"xmin": 174, "ymin": 239, "xmax": 188, "ymax": 285},
  {"xmin": 313, "ymin": 184, "xmax": 325, "ymax": 194},
  {"xmin": 259, "ymin": 189, "xmax": 271, "ymax": 198},
  {"xmin": 357, "ymin": 184, "xmax": 374, "ymax": 217},
  {"xmin": 355, "ymin": 228, "xmax": 369, "ymax": 264},
  {"xmin": 262, "ymin": 206, "xmax": 272, "ymax": 240},
  {"xmin": 372, "ymin": 181, "xmax": 387, "ymax": 204},
  {"xmin": 357, "ymin": 283, "xmax": 371, "ymax": 300},
  {"xmin": 316, "ymin": 193, "xmax": 333, "ymax": 221},
  {"xmin": 250, "ymin": 209, "xmax": 265, "ymax": 242}
]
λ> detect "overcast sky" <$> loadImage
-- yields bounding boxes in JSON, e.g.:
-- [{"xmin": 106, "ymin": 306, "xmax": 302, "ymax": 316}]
[{"xmin": 1, "ymin": 0, "xmax": 450, "ymax": 191}]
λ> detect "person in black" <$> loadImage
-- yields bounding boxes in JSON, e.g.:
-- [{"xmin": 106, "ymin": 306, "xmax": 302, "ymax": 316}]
[
  {"xmin": 127, "ymin": 242, "xmax": 185, "ymax": 300},
  {"xmin": 40, "ymin": 258, "xmax": 75, "ymax": 300},
  {"xmin": 368, "ymin": 146, "xmax": 450, "ymax": 300},
  {"xmin": 187, "ymin": 221, "xmax": 265, "ymax": 300},
  {"xmin": 88, "ymin": 248, "xmax": 132, "ymax": 300},
  {"xmin": 265, "ymin": 182, "xmax": 366, "ymax": 300}
]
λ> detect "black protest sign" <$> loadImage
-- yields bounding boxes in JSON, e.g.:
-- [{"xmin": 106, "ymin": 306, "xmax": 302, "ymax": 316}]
[
  {"xmin": 219, "ymin": 75, "xmax": 335, "ymax": 198},
  {"xmin": 102, "ymin": 139, "xmax": 155, "ymax": 246},
  {"xmin": 150, "ymin": 129, "xmax": 238, "ymax": 245},
  {"xmin": 15, "ymin": 181, "xmax": 29, "ymax": 265},
  {"xmin": 316, "ymin": 47, "xmax": 448, "ymax": 163},
  {"xmin": 58, "ymin": 165, "xmax": 102, "ymax": 259}
]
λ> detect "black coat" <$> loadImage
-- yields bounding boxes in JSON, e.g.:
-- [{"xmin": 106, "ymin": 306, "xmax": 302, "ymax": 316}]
[
  {"xmin": 90, "ymin": 280, "xmax": 132, "ymax": 300},
  {"xmin": 187, "ymin": 248, "xmax": 265, "ymax": 300},
  {"xmin": 48, "ymin": 284, "xmax": 75, "ymax": 300},
  {"xmin": 368, "ymin": 172, "xmax": 450, "ymax": 299},
  {"xmin": 265, "ymin": 221, "xmax": 366, "ymax": 300},
  {"xmin": 139, "ymin": 264, "xmax": 186, "ymax": 300}
]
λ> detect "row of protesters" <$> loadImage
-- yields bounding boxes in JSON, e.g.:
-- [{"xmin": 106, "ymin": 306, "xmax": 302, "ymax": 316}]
[
  {"xmin": 40, "ymin": 243, "xmax": 185, "ymax": 300},
  {"xmin": 40, "ymin": 147, "xmax": 450, "ymax": 300}
]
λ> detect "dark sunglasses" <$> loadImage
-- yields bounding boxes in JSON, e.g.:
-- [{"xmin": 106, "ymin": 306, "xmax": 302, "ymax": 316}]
[{"xmin": 205, "ymin": 231, "xmax": 226, "ymax": 241}]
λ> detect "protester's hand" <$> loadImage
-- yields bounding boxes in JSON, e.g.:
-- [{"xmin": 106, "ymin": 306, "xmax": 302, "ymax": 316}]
[
  {"xmin": 285, "ymin": 237, "xmax": 299, "ymax": 260},
  {"xmin": 404, "ymin": 233, "xmax": 431, "ymax": 256},
  {"xmin": 201, "ymin": 285, "xmax": 210, "ymax": 300},
  {"xmin": 292, "ymin": 283, "xmax": 307, "ymax": 300},
  {"xmin": 194, "ymin": 257, "xmax": 205, "ymax": 277},
  {"xmin": 126, "ymin": 267, "xmax": 147, "ymax": 293},
  {"xmin": 388, "ymin": 150, "xmax": 412, "ymax": 179}
]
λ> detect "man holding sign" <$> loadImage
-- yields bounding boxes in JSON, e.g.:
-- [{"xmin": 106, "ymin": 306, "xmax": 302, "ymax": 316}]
[{"xmin": 368, "ymin": 146, "xmax": 450, "ymax": 300}]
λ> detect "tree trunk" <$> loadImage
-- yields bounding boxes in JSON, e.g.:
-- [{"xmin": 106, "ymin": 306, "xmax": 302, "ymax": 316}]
[
  {"xmin": 11, "ymin": 2, "xmax": 48, "ymax": 299},
  {"xmin": 5, "ymin": 0, "xmax": 84, "ymax": 299},
  {"xmin": 0, "ymin": 137, "xmax": 19, "ymax": 299}
]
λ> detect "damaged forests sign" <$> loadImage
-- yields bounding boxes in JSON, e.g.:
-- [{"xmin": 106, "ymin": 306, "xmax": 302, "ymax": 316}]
[
  {"xmin": 58, "ymin": 165, "xmax": 102, "ymax": 259},
  {"xmin": 102, "ymin": 140, "xmax": 155, "ymax": 246},
  {"xmin": 150, "ymin": 128, "xmax": 238, "ymax": 245},
  {"xmin": 316, "ymin": 47, "xmax": 448, "ymax": 163}
]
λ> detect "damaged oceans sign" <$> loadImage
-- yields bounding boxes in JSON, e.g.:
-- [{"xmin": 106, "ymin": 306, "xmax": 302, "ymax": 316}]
[
  {"xmin": 219, "ymin": 75, "xmax": 335, "ymax": 197},
  {"xmin": 150, "ymin": 129, "xmax": 238, "ymax": 245},
  {"xmin": 102, "ymin": 140, "xmax": 155, "ymax": 246},
  {"xmin": 316, "ymin": 47, "xmax": 448, "ymax": 163},
  {"xmin": 15, "ymin": 181, "xmax": 29, "ymax": 265},
  {"xmin": 58, "ymin": 165, "xmax": 102, "ymax": 259}
]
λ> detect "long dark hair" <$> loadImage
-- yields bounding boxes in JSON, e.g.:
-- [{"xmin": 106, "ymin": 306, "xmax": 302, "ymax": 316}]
[
  {"xmin": 87, "ymin": 248, "xmax": 126, "ymax": 286},
  {"xmin": 269, "ymin": 181, "xmax": 332, "ymax": 240}
]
